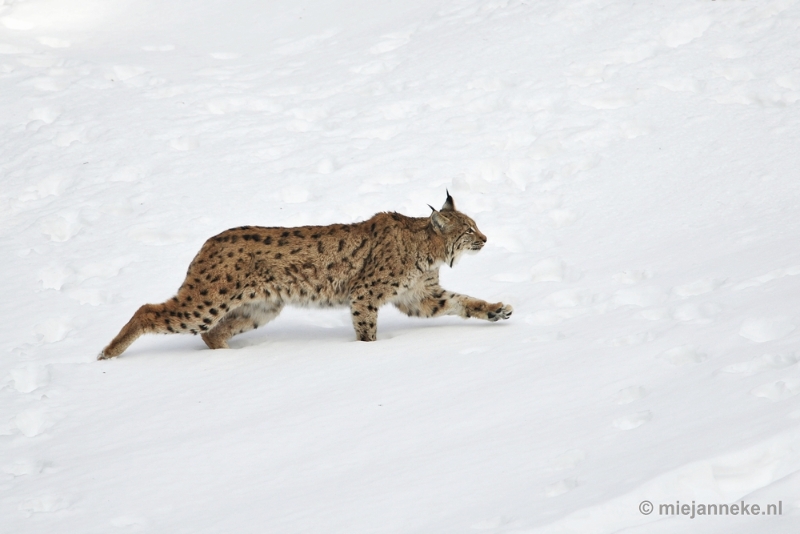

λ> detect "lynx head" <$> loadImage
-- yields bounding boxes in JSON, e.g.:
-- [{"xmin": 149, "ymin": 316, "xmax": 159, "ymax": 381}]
[{"xmin": 429, "ymin": 191, "xmax": 487, "ymax": 267}]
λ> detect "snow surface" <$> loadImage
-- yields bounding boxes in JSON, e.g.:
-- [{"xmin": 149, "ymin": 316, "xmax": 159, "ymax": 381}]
[{"xmin": 2, "ymin": 0, "xmax": 800, "ymax": 532}]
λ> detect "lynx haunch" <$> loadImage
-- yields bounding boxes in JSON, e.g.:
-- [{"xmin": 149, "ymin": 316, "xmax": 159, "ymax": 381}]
[{"xmin": 99, "ymin": 193, "xmax": 512, "ymax": 359}]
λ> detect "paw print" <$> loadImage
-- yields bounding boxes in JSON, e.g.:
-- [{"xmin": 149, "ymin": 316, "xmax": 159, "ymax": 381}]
[{"xmin": 487, "ymin": 304, "xmax": 513, "ymax": 322}]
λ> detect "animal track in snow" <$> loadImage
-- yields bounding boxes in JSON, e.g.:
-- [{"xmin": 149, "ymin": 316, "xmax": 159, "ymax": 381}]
[
  {"xmin": 612, "ymin": 270, "xmax": 653, "ymax": 285},
  {"xmin": 272, "ymin": 29, "xmax": 339, "ymax": 55},
  {"xmin": 53, "ymin": 128, "xmax": 87, "ymax": 147},
  {"xmin": 775, "ymin": 75, "xmax": 800, "ymax": 91},
  {"xmin": 451, "ymin": 169, "xmax": 502, "ymax": 196},
  {"xmin": 369, "ymin": 31, "xmax": 414, "ymax": 54},
  {"xmin": 545, "ymin": 477, "xmax": 580, "ymax": 497},
  {"xmin": 169, "ymin": 135, "xmax": 199, "ymax": 151},
  {"xmin": 15, "ymin": 407, "xmax": 53, "ymax": 437},
  {"xmin": 639, "ymin": 308, "xmax": 670, "ymax": 321},
  {"xmin": 739, "ymin": 317, "xmax": 796, "ymax": 343},
  {"xmin": 64, "ymin": 286, "xmax": 116, "ymax": 306},
  {"xmin": 550, "ymin": 449, "xmax": 586, "ymax": 471},
  {"xmin": 714, "ymin": 88, "xmax": 800, "ymax": 107},
  {"xmin": 715, "ymin": 66, "xmax": 755, "ymax": 82},
  {"xmin": 613, "ymin": 410, "xmax": 652, "ymax": 430},
  {"xmin": 672, "ymin": 278, "xmax": 723, "ymax": 298},
  {"xmin": 549, "ymin": 209, "xmax": 578, "ymax": 227},
  {"xmin": 39, "ymin": 213, "xmax": 82, "ymax": 242},
  {"xmin": 76, "ymin": 257, "xmax": 133, "ymax": 282},
  {"xmin": 723, "ymin": 353, "xmax": 798, "ymax": 375},
  {"xmin": 717, "ymin": 43, "xmax": 748, "ymax": 59},
  {"xmin": 661, "ymin": 17, "xmax": 711, "ymax": 48},
  {"xmin": 39, "ymin": 264, "xmax": 74, "ymax": 290},
  {"xmin": 545, "ymin": 288, "xmax": 593, "ymax": 308},
  {"xmin": 530, "ymin": 257, "xmax": 567, "ymax": 283},
  {"xmin": 34, "ymin": 318, "xmax": 71, "ymax": 343},
  {"xmin": 40, "ymin": 257, "xmax": 131, "ymax": 292},
  {"xmin": 565, "ymin": 63, "xmax": 607, "ymax": 86},
  {"xmin": 18, "ymin": 494, "xmax": 74, "ymax": 516},
  {"xmin": 612, "ymin": 286, "xmax": 667, "ymax": 308},
  {"xmin": 734, "ymin": 266, "xmax": 800, "ymax": 290},
  {"xmin": 504, "ymin": 158, "xmax": 540, "ymax": 189},
  {"xmin": 658, "ymin": 345, "xmax": 707, "ymax": 366},
  {"xmin": 751, "ymin": 380, "xmax": 800, "ymax": 402},
  {"xmin": 620, "ymin": 120, "xmax": 652, "ymax": 139},
  {"xmin": 602, "ymin": 332, "xmax": 655, "ymax": 347},
  {"xmin": 9, "ymin": 365, "xmax": 50, "ymax": 393},
  {"xmin": 2, "ymin": 459, "xmax": 48, "ymax": 477},
  {"xmin": 671, "ymin": 302, "xmax": 720, "ymax": 323},
  {"xmin": 605, "ymin": 44, "xmax": 656, "ymax": 65},
  {"xmin": 109, "ymin": 65, "xmax": 147, "ymax": 82},
  {"xmin": 613, "ymin": 386, "xmax": 649, "ymax": 405},
  {"xmin": 28, "ymin": 106, "xmax": 61, "ymax": 124},
  {"xmin": 28, "ymin": 76, "xmax": 70, "ymax": 92}
]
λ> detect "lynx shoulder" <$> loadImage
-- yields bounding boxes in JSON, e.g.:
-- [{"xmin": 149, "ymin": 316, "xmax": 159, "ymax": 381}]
[{"xmin": 99, "ymin": 193, "xmax": 512, "ymax": 359}]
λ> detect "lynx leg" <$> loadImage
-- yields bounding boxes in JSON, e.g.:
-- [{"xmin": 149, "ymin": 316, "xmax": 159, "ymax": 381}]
[
  {"xmin": 394, "ymin": 287, "xmax": 512, "ymax": 322},
  {"xmin": 349, "ymin": 298, "xmax": 378, "ymax": 341},
  {"xmin": 201, "ymin": 301, "xmax": 283, "ymax": 349}
]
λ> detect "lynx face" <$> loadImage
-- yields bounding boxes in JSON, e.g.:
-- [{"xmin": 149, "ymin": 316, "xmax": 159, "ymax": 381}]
[
  {"xmin": 430, "ymin": 194, "xmax": 488, "ymax": 267},
  {"xmin": 99, "ymin": 191, "xmax": 512, "ymax": 359}
]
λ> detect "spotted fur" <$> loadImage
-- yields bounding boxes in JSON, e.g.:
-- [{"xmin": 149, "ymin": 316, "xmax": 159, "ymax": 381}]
[{"xmin": 99, "ymin": 193, "xmax": 512, "ymax": 359}]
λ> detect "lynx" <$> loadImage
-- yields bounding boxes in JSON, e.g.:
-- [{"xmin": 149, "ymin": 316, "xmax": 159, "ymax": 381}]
[{"xmin": 99, "ymin": 193, "xmax": 512, "ymax": 359}]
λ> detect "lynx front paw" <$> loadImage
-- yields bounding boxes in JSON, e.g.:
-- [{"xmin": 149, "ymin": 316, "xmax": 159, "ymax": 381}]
[{"xmin": 487, "ymin": 304, "xmax": 513, "ymax": 322}]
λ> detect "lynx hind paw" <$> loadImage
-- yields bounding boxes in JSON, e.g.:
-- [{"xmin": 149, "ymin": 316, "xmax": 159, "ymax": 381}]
[
  {"xmin": 487, "ymin": 303, "xmax": 513, "ymax": 322},
  {"xmin": 97, "ymin": 350, "xmax": 113, "ymax": 360}
]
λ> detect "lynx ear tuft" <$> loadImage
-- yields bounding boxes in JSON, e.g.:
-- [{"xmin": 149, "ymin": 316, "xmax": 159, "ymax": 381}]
[{"xmin": 441, "ymin": 190, "xmax": 455, "ymax": 212}]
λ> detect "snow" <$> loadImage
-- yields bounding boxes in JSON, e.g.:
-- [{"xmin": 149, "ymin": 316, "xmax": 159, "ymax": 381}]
[{"xmin": 2, "ymin": 0, "xmax": 800, "ymax": 532}]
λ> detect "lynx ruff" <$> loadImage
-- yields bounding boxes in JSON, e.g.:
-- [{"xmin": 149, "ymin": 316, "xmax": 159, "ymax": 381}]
[{"xmin": 99, "ymin": 193, "xmax": 512, "ymax": 359}]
